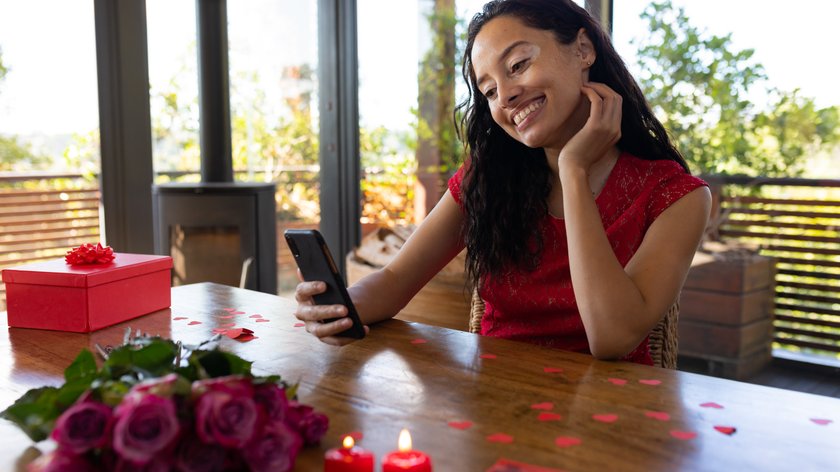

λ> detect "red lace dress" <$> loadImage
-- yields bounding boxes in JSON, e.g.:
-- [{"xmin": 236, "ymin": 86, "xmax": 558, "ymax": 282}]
[{"xmin": 448, "ymin": 152, "xmax": 708, "ymax": 365}]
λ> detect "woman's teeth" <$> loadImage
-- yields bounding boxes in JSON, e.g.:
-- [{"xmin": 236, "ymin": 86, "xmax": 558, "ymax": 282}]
[{"xmin": 514, "ymin": 100, "xmax": 543, "ymax": 126}]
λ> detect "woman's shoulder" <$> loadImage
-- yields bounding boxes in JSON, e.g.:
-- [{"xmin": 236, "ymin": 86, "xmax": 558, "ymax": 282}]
[{"xmin": 619, "ymin": 152, "xmax": 707, "ymax": 187}]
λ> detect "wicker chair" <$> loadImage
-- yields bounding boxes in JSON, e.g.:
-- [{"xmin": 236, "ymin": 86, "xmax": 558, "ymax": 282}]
[{"xmin": 469, "ymin": 289, "xmax": 680, "ymax": 369}]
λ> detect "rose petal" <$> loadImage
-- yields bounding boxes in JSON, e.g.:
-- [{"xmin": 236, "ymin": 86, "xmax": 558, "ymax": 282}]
[
  {"xmin": 188, "ymin": 321, "xmax": 202, "ymax": 325},
  {"xmin": 554, "ymin": 436, "xmax": 582, "ymax": 448},
  {"xmin": 293, "ymin": 323, "xmax": 305, "ymax": 328},
  {"xmin": 530, "ymin": 402, "xmax": 554, "ymax": 410},
  {"xmin": 714, "ymin": 426, "xmax": 736, "ymax": 435},
  {"xmin": 173, "ymin": 317, "xmax": 188, "ymax": 321},
  {"xmin": 592, "ymin": 414, "xmax": 618, "ymax": 423},
  {"xmin": 537, "ymin": 412, "xmax": 562, "ymax": 422},
  {"xmin": 447, "ymin": 421, "xmax": 473, "ymax": 430},
  {"xmin": 670, "ymin": 430, "xmax": 697, "ymax": 440},
  {"xmin": 645, "ymin": 411, "xmax": 670, "ymax": 421},
  {"xmin": 486, "ymin": 433, "xmax": 513, "ymax": 443}
]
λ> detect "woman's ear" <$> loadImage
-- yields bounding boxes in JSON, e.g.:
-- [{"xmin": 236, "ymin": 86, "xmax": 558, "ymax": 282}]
[{"xmin": 576, "ymin": 28, "xmax": 596, "ymax": 72}]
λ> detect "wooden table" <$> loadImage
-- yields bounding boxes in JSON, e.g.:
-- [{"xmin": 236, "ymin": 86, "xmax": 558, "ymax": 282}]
[{"xmin": 1, "ymin": 282, "xmax": 838, "ymax": 471}]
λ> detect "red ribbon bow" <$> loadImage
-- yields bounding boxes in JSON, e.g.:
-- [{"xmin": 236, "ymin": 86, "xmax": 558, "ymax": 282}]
[{"xmin": 65, "ymin": 243, "xmax": 115, "ymax": 265}]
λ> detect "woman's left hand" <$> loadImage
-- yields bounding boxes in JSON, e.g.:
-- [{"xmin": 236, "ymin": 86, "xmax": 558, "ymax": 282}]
[{"xmin": 558, "ymin": 82, "xmax": 622, "ymax": 174}]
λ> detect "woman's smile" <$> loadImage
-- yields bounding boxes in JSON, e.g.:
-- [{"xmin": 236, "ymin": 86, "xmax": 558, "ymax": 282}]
[{"xmin": 513, "ymin": 97, "xmax": 546, "ymax": 128}]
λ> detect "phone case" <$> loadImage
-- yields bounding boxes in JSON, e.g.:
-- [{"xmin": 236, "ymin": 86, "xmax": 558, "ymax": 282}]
[{"xmin": 284, "ymin": 229, "xmax": 366, "ymax": 339}]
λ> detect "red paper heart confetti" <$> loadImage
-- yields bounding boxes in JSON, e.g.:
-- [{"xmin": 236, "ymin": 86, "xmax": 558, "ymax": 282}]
[
  {"xmin": 487, "ymin": 458, "xmax": 565, "ymax": 472},
  {"xmin": 410, "ymin": 339, "xmax": 428, "ymax": 344},
  {"xmin": 645, "ymin": 411, "xmax": 670, "ymax": 421},
  {"xmin": 211, "ymin": 328, "xmax": 227, "ymax": 334},
  {"xmin": 670, "ymin": 430, "xmax": 697, "ymax": 440},
  {"xmin": 537, "ymin": 412, "xmax": 563, "ymax": 422},
  {"xmin": 479, "ymin": 354, "xmax": 497, "ymax": 359},
  {"xmin": 188, "ymin": 321, "xmax": 202, "ymax": 325},
  {"xmin": 222, "ymin": 327, "xmax": 255, "ymax": 341},
  {"xmin": 237, "ymin": 334, "xmax": 257, "ymax": 342},
  {"xmin": 592, "ymin": 413, "xmax": 618, "ymax": 423},
  {"xmin": 530, "ymin": 402, "xmax": 554, "ymax": 410},
  {"xmin": 700, "ymin": 402, "xmax": 724, "ymax": 409},
  {"xmin": 607, "ymin": 378, "xmax": 627, "ymax": 386},
  {"xmin": 249, "ymin": 314, "xmax": 263, "ymax": 319},
  {"xmin": 810, "ymin": 418, "xmax": 833, "ymax": 426},
  {"xmin": 543, "ymin": 367, "xmax": 564, "ymax": 373},
  {"xmin": 255, "ymin": 319, "xmax": 270, "ymax": 323},
  {"xmin": 223, "ymin": 308, "xmax": 236, "ymax": 312},
  {"xmin": 639, "ymin": 379, "xmax": 662, "ymax": 386},
  {"xmin": 218, "ymin": 314, "xmax": 236, "ymax": 320},
  {"xmin": 230, "ymin": 311, "xmax": 246, "ymax": 315},
  {"xmin": 554, "ymin": 436, "xmax": 582, "ymax": 448},
  {"xmin": 219, "ymin": 322, "xmax": 236, "ymax": 328},
  {"xmin": 447, "ymin": 421, "xmax": 473, "ymax": 430},
  {"xmin": 714, "ymin": 426, "xmax": 736, "ymax": 435},
  {"xmin": 486, "ymin": 433, "xmax": 514, "ymax": 444},
  {"xmin": 293, "ymin": 322, "xmax": 305, "ymax": 328},
  {"xmin": 173, "ymin": 317, "xmax": 188, "ymax": 321}
]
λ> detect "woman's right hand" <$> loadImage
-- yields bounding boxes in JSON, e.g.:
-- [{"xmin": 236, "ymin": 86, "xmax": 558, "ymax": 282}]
[{"xmin": 293, "ymin": 278, "xmax": 369, "ymax": 346}]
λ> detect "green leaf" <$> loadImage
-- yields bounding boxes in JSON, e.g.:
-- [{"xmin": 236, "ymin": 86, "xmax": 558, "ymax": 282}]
[
  {"xmin": 64, "ymin": 349, "xmax": 97, "ymax": 383},
  {"xmin": 190, "ymin": 350, "xmax": 252, "ymax": 378},
  {"xmin": 0, "ymin": 387, "xmax": 61, "ymax": 442}
]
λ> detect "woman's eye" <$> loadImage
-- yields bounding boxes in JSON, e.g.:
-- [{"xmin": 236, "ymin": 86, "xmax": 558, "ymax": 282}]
[
  {"xmin": 484, "ymin": 88, "xmax": 496, "ymax": 99},
  {"xmin": 511, "ymin": 59, "xmax": 528, "ymax": 73}
]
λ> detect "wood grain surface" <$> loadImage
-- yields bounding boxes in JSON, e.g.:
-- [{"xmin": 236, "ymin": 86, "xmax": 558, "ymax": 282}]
[{"xmin": 1, "ymin": 282, "xmax": 837, "ymax": 471}]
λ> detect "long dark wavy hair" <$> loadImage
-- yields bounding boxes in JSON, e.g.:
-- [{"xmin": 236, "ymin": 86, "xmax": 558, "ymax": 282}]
[{"xmin": 456, "ymin": 0, "xmax": 689, "ymax": 288}]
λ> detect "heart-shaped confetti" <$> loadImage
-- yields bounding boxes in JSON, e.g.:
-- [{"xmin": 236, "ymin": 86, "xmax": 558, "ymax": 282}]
[
  {"xmin": 223, "ymin": 328, "xmax": 245, "ymax": 339},
  {"xmin": 607, "ymin": 378, "xmax": 627, "ymax": 386},
  {"xmin": 479, "ymin": 354, "xmax": 497, "ymax": 359},
  {"xmin": 223, "ymin": 308, "xmax": 236, "ymax": 312},
  {"xmin": 592, "ymin": 414, "xmax": 618, "ymax": 423},
  {"xmin": 188, "ymin": 321, "xmax": 202, "ymax": 325},
  {"xmin": 537, "ymin": 412, "xmax": 563, "ymax": 422},
  {"xmin": 700, "ymin": 402, "xmax": 724, "ymax": 409},
  {"xmin": 255, "ymin": 319, "xmax": 270, "ymax": 323},
  {"xmin": 212, "ymin": 328, "xmax": 227, "ymax": 334},
  {"xmin": 447, "ymin": 421, "xmax": 473, "ymax": 430},
  {"xmin": 219, "ymin": 322, "xmax": 236, "ymax": 328},
  {"xmin": 530, "ymin": 402, "xmax": 554, "ymax": 410},
  {"xmin": 294, "ymin": 322, "xmax": 305, "ymax": 328},
  {"xmin": 639, "ymin": 379, "xmax": 661, "ymax": 386},
  {"xmin": 249, "ymin": 314, "xmax": 263, "ymax": 319},
  {"xmin": 645, "ymin": 411, "xmax": 670, "ymax": 421},
  {"xmin": 173, "ymin": 316, "xmax": 188, "ymax": 321},
  {"xmin": 218, "ymin": 314, "xmax": 236, "ymax": 320},
  {"xmin": 230, "ymin": 311, "xmax": 246, "ymax": 315},
  {"xmin": 554, "ymin": 436, "xmax": 582, "ymax": 448},
  {"xmin": 810, "ymin": 418, "xmax": 833, "ymax": 426},
  {"xmin": 543, "ymin": 367, "xmax": 563, "ymax": 373},
  {"xmin": 670, "ymin": 430, "xmax": 696, "ymax": 440},
  {"xmin": 714, "ymin": 426, "xmax": 736, "ymax": 435},
  {"xmin": 410, "ymin": 339, "xmax": 428, "ymax": 344},
  {"xmin": 486, "ymin": 433, "xmax": 514, "ymax": 444},
  {"xmin": 237, "ymin": 334, "xmax": 257, "ymax": 342}
]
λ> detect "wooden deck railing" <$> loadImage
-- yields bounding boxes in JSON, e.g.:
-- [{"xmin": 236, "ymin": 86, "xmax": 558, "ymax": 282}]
[
  {"xmin": 707, "ymin": 175, "xmax": 840, "ymax": 358},
  {"xmin": 2, "ymin": 172, "xmax": 838, "ymax": 361}
]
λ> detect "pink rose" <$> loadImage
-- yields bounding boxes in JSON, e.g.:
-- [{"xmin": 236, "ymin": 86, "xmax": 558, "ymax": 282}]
[
  {"xmin": 174, "ymin": 432, "xmax": 229, "ymax": 472},
  {"xmin": 128, "ymin": 373, "xmax": 181, "ymax": 399},
  {"xmin": 112, "ymin": 394, "xmax": 180, "ymax": 465},
  {"xmin": 253, "ymin": 383, "xmax": 289, "ymax": 423},
  {"xmin": 243, "ymin": 420, "xmax": 302, "ymax": 472},
  {"xmin": 285, "ymin": 401, "xmax": 329, "ymax": 446},
  {"xmin": 26, "ymin": 449, "xmax": 93, "ymax": 472},
  {"xmin": 51, "ymin": 400, "xmax": 113, "ymax": 454},
  {"xmin": 193, "ymin": 376, "xmax": 259, "ymax": 448}
]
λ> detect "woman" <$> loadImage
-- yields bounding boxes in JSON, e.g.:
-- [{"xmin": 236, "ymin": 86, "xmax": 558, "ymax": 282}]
[{"xmin": 294, "ymin": 0, "xmax": 711, "ymax": 365}]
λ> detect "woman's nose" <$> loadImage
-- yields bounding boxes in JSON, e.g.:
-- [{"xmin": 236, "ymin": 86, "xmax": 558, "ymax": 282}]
[{"xmin": 498, "ymin": 83, "xmax": 521, "ymax": 108}]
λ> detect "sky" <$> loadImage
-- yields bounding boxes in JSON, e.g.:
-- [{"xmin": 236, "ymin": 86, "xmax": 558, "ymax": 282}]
[{"xmin": 0, "ymin": 0, "xmax": 838, "ymax": 138}]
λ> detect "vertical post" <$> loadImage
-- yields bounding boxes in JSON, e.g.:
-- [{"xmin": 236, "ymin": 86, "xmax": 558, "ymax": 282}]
[
  {"xmin": 415, "ymin": 0, "xmax": 456, "ymax": 222},
  {"xmin": 318, "ymin": 0, "xmax": 361, "ymax": 276},
  {"xmin": 94, "ymin": 0, "xmax": 155, "ymax": 253},
  {"xmin": 196, "ymin": 0, "xmax": 233, "ymax": 183},
  {"xmin": 585, "ymin": 0, "xmax": 613, "ymax": 36}
]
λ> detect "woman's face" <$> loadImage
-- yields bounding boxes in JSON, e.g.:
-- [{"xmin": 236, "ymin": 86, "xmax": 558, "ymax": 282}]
[{"xmin": 471, "ymin": 15, "xmax": 592, "ymax": 150}]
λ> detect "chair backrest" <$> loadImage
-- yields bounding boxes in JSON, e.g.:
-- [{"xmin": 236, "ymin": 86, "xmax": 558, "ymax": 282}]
[{"xmin": 468, "ymin": 289, "xmax": 679, "ymax": 369}]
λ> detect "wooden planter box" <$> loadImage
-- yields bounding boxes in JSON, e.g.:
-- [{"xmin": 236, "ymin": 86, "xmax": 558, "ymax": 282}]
[
  {"xmin": 346, "ymin": 226, "xmax": 472, "ymax": 331},
  {"xmin": 679, "ymin": 244, "xmax": 776, "ymax": 379}
]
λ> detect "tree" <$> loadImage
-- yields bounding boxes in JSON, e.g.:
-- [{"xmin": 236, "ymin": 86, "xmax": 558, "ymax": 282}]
[{"xmin": 635, "ymin": 1, "xmax": 839, "ymax": 176}]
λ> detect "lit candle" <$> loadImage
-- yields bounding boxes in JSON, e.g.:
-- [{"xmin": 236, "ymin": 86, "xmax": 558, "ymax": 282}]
[
  {"xmin": 382, "ymin": 429, "xmax": 432, "ymax": 472},
  {"xmin": 324, "ymin": 435, "xmax": 374, "ymax": 472}
]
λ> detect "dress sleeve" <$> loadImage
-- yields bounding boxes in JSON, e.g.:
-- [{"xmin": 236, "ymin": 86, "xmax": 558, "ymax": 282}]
[
  {"xmin": 447, "ymin": 164, "xmax": 467, "ymax": 211},
  {"xmin": 646, "ymin": 162, "xmax": 709, "ymax": 225}
]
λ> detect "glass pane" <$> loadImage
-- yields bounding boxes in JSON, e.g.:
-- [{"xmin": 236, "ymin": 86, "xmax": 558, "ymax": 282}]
[{"xmin": 0, "ymin": 1, "xmax": 101, "ymax": 310}]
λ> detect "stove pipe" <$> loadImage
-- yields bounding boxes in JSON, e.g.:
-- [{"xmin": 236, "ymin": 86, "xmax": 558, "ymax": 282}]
[{"xmin": 196, "ymin": 0, "xmax": 233, "ymax": 183}]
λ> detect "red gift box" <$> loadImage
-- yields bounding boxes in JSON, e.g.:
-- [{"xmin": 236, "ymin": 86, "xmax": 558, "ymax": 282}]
[{"xmin": 2, "ymin": 253, "xmax": 173, "ymax": 332}]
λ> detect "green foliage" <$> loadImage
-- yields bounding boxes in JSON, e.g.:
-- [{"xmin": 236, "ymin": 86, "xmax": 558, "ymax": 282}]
[
  {"xmin": 0, "ymin": 46, "xmax": 7, "ymax": 85},
  {"xmin": 0, "ymin": 135, "xmax": 50, "ymax": 171},
  {"xmin": 0, "ymin": 335, "xmax": 291, "ymax": 442},
  {"xmin": 635, "ymin": 1, "xmax": 840, "ymax": 176}
]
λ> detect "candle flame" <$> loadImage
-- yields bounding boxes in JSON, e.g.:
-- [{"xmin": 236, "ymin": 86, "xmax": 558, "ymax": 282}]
[
  {"xmin": 343, "ymin": 435, "xmax": 355, "ymax": 448},
  {"xmin": 398, "ymin": 428, "xmax": 412, "ymax": 452}
]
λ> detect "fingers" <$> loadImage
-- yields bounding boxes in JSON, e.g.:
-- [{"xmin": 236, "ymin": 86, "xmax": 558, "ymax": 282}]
[{"xmin": 580, "ymin": 82, "xmax": 622, "ymax": 143}]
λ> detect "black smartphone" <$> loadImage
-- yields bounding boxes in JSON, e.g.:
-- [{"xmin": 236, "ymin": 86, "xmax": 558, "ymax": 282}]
[{"xmin": 284, "ymin": 229, "xmax": 366, "ymax": 339}]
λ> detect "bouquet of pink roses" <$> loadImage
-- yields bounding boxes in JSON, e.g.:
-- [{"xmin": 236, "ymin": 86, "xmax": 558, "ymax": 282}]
[{"xmin": 1, "ymin": 334, "xmax": 328, "ymax": 472}]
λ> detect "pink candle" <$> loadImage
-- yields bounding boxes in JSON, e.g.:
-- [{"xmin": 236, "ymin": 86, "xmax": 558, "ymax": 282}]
[
  {"xmin": 324, "ymin": 435, "xmax": 374, "ymax": 472},
  {"xmin": 382, "ymin": 429, "xmax": 432, "ymax": 472}
]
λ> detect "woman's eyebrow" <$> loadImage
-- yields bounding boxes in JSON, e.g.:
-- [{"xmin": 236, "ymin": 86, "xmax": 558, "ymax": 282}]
[{"xmin": 476, "ymin": 40, "xmax": 530, "ymax": 88}]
